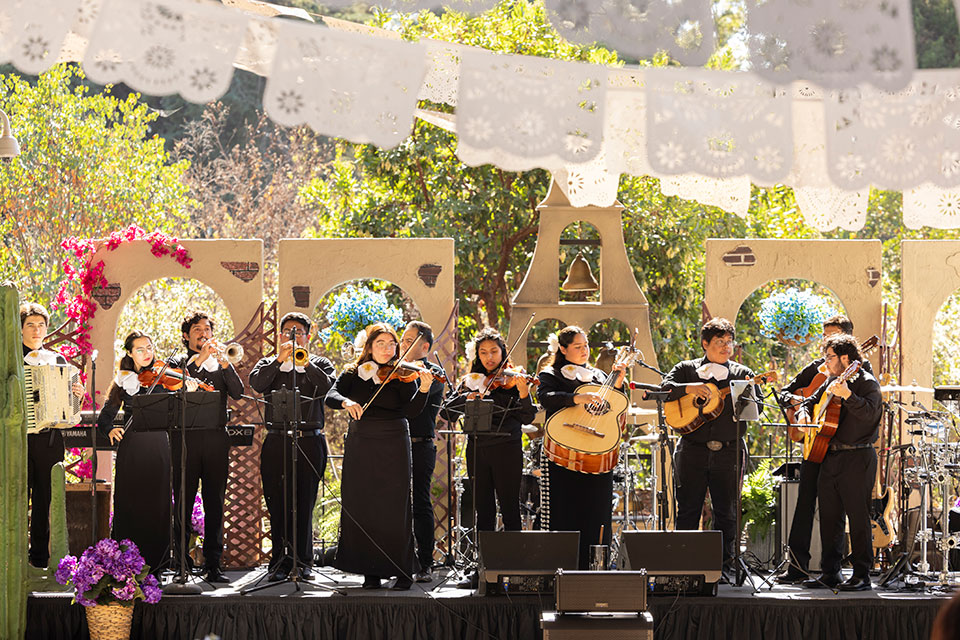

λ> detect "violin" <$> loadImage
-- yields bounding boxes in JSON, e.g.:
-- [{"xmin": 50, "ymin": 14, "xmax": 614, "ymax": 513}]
[
  {"xmin": 483, "ymin": 367, "xmax": 540, "ymax": 391},
  {"xmin": 137, "ymin": 360, "xmax": 215, "ymax": 392},
  {"xmin": 377, "ymin": 360, "xmax": 448, "ymax": 385}
]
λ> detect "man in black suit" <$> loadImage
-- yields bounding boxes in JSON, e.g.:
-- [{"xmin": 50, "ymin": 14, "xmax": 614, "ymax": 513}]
[{"xmin": 168, "ymin": 311, "xmax": 243, "ymax": 583}]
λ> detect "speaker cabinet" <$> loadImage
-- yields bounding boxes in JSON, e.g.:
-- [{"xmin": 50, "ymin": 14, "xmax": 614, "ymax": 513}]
[
  {"xmin": 620, "ymin": 530, "xmax": 721, "ymax": 595},
  {"xmin": 478, "ymin": 531, "xmax": 580, "ymax": 595},
  {"xmin": 555, "ymin": 570, "xmax": 647, "ymax": 613},
  {"xmin": 541, "ymin": 612, "xmax": 654, "ymax": 640}
]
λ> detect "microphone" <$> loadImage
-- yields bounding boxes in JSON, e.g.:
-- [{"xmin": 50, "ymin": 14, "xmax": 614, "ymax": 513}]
[
  {"xmin": 628, "ymin": 381, "xmax": 664, "ymax": 393},
  {"xmin": 91, "ymin": 349, "xmax": 99, "ymax": 362}
]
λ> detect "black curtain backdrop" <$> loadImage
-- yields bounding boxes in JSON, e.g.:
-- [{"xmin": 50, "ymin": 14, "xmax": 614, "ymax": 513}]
[{"xmin": 27, "ymin": 591, "xmax": 946, "ymax": 640}]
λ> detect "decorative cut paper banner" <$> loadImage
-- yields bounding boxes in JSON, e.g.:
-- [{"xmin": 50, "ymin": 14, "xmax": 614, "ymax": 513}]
[
  {"xmin": 660, "ymin": 175, "xmax": 751, "ymax": 218},
  {"xmin": 747, "ymin": 0, "xmax": 916, "ymax": 91},
  {"xmin": 825, "ymin": 72, "xmax": 960, "ymax": 191},
  {"xmin": 264, "ymin": 19, "xmax": 427, "ymax": 149},
  {"xmin": 456, "ymin": 48, "xmax": 607, "ymax": 169},
  {"xmin": 904, "ymin": 184, "xmax": 960, "ymax": 230},
  {"xmin": 545, "ymin": 0, "xmax": 715, "ymax": 66},
  {"xmin": 82, "ymin": 0, "xmax": 247, "ymax": 103},
  {"xmin": 0, "ymin": 0, "xmax": 84, "ymax": 75},
  {"xmin": 646, "ymin": 68, "xmax": 792, "ymax": 182},
  {"xmin": 793, "ymin": 186, "xmax": 868, "ymax": 232}
]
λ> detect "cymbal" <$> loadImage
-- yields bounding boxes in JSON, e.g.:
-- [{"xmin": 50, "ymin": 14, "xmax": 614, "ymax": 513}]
[
  {"xmin": 628, "ymin": 434, "xmax": 660, "ymax": 445},
  {"xmin": 627, "ymin": 407, "xmax": 658, "ymax": 417},
  {"xmin": 880, "ymin": 384, "xmax": 934, "ymax": 394},
  {"xmin": 521, "ymin": 424, "xmax": 544, "ymax": 436}
]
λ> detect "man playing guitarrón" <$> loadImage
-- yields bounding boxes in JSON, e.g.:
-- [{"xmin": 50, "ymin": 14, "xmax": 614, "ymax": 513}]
[
  {"xmin": 661, "ymin": 318, "xmax": 754, "ymax": 581},
  {"xmin": 797, "ymin": 334, "xmax": 882, "ymax": 591}
]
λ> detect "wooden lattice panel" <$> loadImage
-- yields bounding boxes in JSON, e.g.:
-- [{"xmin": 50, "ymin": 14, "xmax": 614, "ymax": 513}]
[{"xmin": 222, "ymin": 302, "xmax": 274, "ymax": 568}]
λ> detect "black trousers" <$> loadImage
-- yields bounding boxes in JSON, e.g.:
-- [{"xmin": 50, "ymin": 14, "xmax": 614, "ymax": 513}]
[
  {"xmin": 171, "ymin": 429, "xmax": 230, "ymax": 570},
  {"xmin": 465, "ymin": 438, "xmax": 522, "ymax": 532},
  {"xmin": 674, "ymin": 439, "xmax": 743, "ymax": 563},
  {"xmin": 260, "ymin": 431, "xmax": 327, "ymax": 571},
  {"xmin": 787, "ymin": 459, "xmax": 821, "ymax": 571},
  {"xmin": 27, "ymin": 430, "xmax": 64, "ymax": 568},
  {"xmin": 411, "ymin": 440, "xmax": 436, "ymax": 570},
  {"xmin": 818, "ymin": 447, "xmax": 876, "ymax": 578}
]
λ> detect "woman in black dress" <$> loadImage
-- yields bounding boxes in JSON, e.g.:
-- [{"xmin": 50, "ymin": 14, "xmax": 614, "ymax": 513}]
[
  {"xmin": 537, "ymin": 325, "xmax": 627, "ymax": 569},
  {"xmin": 325, "ymin": 322, "xmax": 433, "ymax": 590},
  {"xmin": 442, "ymin": 327, "xmax": 536, "ymax": 533},
  {"xmin": 96, "ymin": 331, "xmax": 171, "ymax": 576}
]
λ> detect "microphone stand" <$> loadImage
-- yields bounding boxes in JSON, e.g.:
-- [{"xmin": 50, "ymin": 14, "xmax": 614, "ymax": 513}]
[{"xmin": 89, "ymin": 350, "xmax": 99, "ymax": 543}]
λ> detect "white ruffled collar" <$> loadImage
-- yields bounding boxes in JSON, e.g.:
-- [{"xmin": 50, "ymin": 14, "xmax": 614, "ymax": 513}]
[
  {"xmin": 116, "ymin": 370, "xmax": 143, "ymax": 395},
  {"xmin": 23, "ymin": 349, "xmax": 59, "ymax": 366},
  {"xmin": 188, "ymin": 353, "xmax": 220, "ymax": 373},
  {"xmin": 696, "ymin": 361, "xmax": 729, "ymax": 381},
  {"xmin": 560, "ymin": 364, "xmax": 595, "ymax": 382}
]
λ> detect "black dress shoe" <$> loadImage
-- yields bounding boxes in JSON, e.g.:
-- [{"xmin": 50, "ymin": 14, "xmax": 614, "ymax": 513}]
[
  {"xmin": 204, "ymin": 567, "xmax": 230, "ymax": 583},
  {"xmin": 801, "ymin": 573, "xmax": 842, "ymax": 589},
  {"xmin": 362, "ymin": 575, "xmax": 382, "ymax": 589},
  {"xmin": 775, "ymin": 568, "xmax": 808, "ymax": 585},
  {"xmin": 839, "ymin": 575, "xmax": 872, "ymax": 591},
  {"xmin": 390, "ymin": 576, "xmax": 413, "ymax": 591},
  {"xmin": 456, "ymin": 572, "xmax": 479, "ymax": 590},
  {"xmin": 296, "ymin": 566, "xmax": 314, "ymax": 580},
  {"xmin": 268, "ymin": 567, "xmax": 289, "ymax": 582}
]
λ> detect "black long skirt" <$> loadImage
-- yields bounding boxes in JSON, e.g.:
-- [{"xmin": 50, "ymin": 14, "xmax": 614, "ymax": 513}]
[
  {"xmin": 112, "ymin": 431, "xmax": 171, "ymax": 574},
  {"xmin": 334, "ymin": 417, "xmax": 417, "ymax": 578},
  {"xmin": 543, "ymin": 458, "xmax": 613, "ymax": 570}
]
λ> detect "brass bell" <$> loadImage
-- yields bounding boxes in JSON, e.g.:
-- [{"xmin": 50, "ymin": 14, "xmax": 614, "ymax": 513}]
[{"xmin": 561, "ymin": 251, "xmax": 599, "ymax": 292}]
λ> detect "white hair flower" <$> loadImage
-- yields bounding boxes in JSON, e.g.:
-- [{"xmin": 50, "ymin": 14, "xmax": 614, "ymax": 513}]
[
  {"xmin": 547, "ymin": 332, "xmax": 560, "ymax": 354},
  {"xmin": 353, "ymin": 328, "xmax": 369, "ymax": 350},
  {"xmin": 465, "ymin": 340, "xmax": 477, "ymax": 365}
]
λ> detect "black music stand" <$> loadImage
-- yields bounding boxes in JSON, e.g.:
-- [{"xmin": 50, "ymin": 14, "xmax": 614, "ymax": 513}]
[{"xmin": 128, "ymin": 390, "xmax": 221, "ymax": 594}]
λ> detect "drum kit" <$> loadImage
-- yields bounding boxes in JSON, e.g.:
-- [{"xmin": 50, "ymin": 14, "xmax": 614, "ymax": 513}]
[{"xmin": 880, "ymin": 383, "xmax": 960, "ymax": 589}]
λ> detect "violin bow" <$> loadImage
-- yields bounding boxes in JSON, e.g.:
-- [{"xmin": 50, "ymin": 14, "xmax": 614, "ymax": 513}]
[
  {"xmin": 476, "ymin": 312, "xmax": 536, "ymax": 401},
  {"xmin": 360, "ymin": 333, "xmax": 424, "ymax": 414}
]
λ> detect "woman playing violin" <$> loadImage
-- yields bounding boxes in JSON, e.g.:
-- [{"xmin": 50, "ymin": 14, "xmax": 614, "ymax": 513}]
[
  {"xmin": 441, "ymin": 327, "xmax": 537, "ymax": 536},
  {"xmin": 324, "ymin": 323, "xmax": 433, "ymax": 591},
  {"xmin": 537, "ymin": 325, "xmax": 627, "ymax": 569},
  {"xmin": 95, "ymin": 331, "xmax": 171, "ymax": 577}
]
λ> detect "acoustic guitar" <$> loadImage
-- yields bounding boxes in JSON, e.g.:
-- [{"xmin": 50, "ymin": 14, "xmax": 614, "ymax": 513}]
[
  {"xmin": 784, "ymin": 335, "xmax": 879, "ymax": 443},
  {"xmin": 542, "ymin": 348, "xmax": 640, "ymax": 474},
  {"xmin": 664, "ymin": 370, "xmax": 779, "ymax": 436},
  {"xmin": 800, "ymin": 361, "xmax": 861, "ymax": 463}
]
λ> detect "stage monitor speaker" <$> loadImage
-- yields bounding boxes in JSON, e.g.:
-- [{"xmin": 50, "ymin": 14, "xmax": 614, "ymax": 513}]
[
  {"xmin": 555, "ymin": 569, "xmax": 647, "ymax": 613},
  {"xmin": 778, "ymin": 478, "xmax": 822, "ymax": 570},
  {"xmin": 620, "ymin": 530, "xmax": 721, "ymax": 596},
  {"xmin": 478, "ymin": 531, "xmax": 580, "ymax": 596},
  {"xmin": 541, "ymin": 611, "xmax": 654, "ymax": 640}
]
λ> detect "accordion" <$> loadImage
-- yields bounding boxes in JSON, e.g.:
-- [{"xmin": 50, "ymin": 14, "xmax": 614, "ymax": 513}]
[{"xmin": 24, "ymin": 364, "xmax": 82, "ymax": 434}]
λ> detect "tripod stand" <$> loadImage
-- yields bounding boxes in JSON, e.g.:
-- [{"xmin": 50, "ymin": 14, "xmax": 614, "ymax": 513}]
[{"xmin": 241, "ymin": 376, "xmax": 344, "ymax": 595}]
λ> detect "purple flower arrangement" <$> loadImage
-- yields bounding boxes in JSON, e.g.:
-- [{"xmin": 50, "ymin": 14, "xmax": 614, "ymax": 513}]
[
  {"xmin": 191, "ymin": 493, "xmax": 205, "ymax": 537},
  {"xmin": 55, "ymin": 538, "xmax": 162, "ymax": 607}
]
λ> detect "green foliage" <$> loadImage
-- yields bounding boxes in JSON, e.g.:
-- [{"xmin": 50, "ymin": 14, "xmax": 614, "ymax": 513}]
[
  {"xmin": 0, "ymin": 64, "xmax": 194, "ymax": 325},
  {"xmin": 913, "ymin": 0, "xmax": 960, "ymax": 69},
  {"xmin": 741, "ymin": 460, "xmax": 777, "ymax": 542}
]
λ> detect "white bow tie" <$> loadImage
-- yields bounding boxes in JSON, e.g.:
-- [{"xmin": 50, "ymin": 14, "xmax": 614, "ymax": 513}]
[
  {"xmin": 696, "ymin": 362, "xmax": 728, "ymax": 381},
  {"xmin": 461, "ymin": 372, "xmax": 489, "ymax": 393},
  {"xmin": 357, "ymin": 361, "xmax": 382, "ymax": 383},
  {"xmin": 188, "ymin": 354, "xmax": 221, "ymax": 373},
  {"xmin": 279, "ymin": 359, "xmax": 306, "ymax": 374},
  {"xmin": 116, "ymin": 371, "xmax": 143, "ymax": 395},
  {"xmin": 24, "ymin": 349, "xmax": 59, "ymax": 366},
  {"xmin": 561, "ymin": 365, "xmax": 594, "ymax": 382}
]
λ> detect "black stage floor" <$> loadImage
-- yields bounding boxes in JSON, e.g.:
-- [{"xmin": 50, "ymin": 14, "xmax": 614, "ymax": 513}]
[{"xmin": 27, "ymin": 568, "xmax": 951, "ymax": 640}]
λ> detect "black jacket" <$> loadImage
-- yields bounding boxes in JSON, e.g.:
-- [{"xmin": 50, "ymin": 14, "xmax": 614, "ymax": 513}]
[
  {"xmin": 407, "ymin": 361, "xmax": 446, "ymax": 439},
  {"xmin": 249, "ymin": 354, "xmax": 335, "ymax": 430},
  {"xmin": 800, "ymin": 366, "xmax": 882, "ymax": 447},
  {"xmin": 168, "ymin": 350, "xmax": 244, "ymax": 428},
  {"xmin": 441, "ymin": 376, "xmax": 537, "ymax": 446},
  {"xmin": 661, "ymin": 356, "xmax": 755, "ymax": 442},
  {"xmin": 537, "ymin": 363, "xmax": 620, "ymax": 421},
  {"xmin": 325, "ymin": 368, "xmax": 429, "ymax": 421}
]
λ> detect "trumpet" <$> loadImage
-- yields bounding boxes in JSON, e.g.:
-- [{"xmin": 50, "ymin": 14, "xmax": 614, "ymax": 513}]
[
  {"xmin": 294, "ymin": 346, "xmax": 309, "ymax": 367},
  {"xmin": 211, "ymin": 341, "xmax": 244, "ymax": 365}
]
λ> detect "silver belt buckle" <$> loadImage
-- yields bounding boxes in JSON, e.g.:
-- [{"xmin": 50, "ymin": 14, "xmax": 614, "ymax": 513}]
[{"xmin": 706, "ymin": 440, "xmax": 723, "ymax": 451}]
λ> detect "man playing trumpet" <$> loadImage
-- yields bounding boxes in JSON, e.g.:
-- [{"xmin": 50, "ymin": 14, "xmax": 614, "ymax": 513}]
[
  {"xmin": 168, "ymin": 311, "xmax": 244, "ymax": 583},
  {"xmin": 250, "ymin": 312, "xmax": 336, "ymax": 581}
]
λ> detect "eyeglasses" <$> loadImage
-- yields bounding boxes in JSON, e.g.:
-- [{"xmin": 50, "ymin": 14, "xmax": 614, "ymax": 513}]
[{"xmin": 712, "ymin": 339, "xmax": 736, "ymax": 348}]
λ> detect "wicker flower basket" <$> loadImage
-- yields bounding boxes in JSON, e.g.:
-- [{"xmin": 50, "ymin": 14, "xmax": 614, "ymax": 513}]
[
  {"xmin": 85, "ymin": 603, "xmax": 133, "ymax": 640},
  {"xmin": 777, "ymin": 332, "xmax": 815, "ymax": 349}
]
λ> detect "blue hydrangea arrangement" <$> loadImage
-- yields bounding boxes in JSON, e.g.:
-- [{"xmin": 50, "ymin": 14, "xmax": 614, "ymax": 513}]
[
  {"xmin": 317, "ymin": 285, "xmax": 405, "ymax": 347},
  {"xmin": 55, "ymin": 538, "xmax": 162, "ymax": 607},
  {"xmin": 758, "ymin": 288, "xmax": 835, "ymax": 345}
]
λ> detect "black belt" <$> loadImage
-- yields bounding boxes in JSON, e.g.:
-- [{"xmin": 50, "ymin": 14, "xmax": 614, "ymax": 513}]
[
  {"xmin": 410, "ymin": 436, "xmax": 433, "ymax": 443},
  {"xmin": 684, "ymin": 439, "xmax": 737, "ymax": 451},
  {"xmin": 827, "ymin": 442, "xmax": 873, "ymax": 452}
]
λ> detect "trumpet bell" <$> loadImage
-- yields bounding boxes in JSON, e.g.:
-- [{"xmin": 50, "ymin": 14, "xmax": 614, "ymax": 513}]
[
  {"xmin": 294, "ymin": 347, "xmax": 309, "ymax": 367},
  {"xmin": 224, "ymin": 342, "xmax": 244, "ymax": 365}
]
